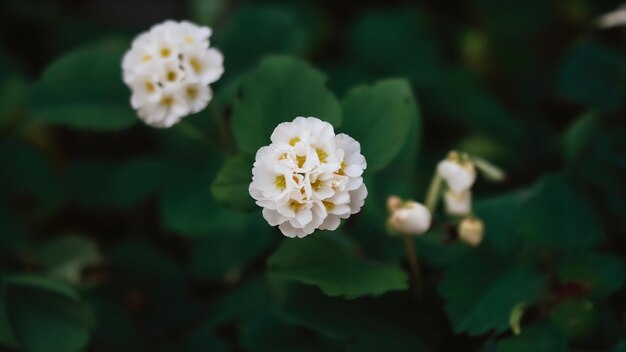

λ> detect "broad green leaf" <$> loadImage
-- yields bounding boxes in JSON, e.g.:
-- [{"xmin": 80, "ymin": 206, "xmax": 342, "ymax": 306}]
[
  {"xmin": 215, "ymin": 6, "xmax": 311, "ymax": 77},
  {"xmin": 34, "ymin": 235, "xmax": 101, "ymax": 285},
  {"xmin": 232, "ymin": 56, "xmax": 342, "ymax": 155},
  {"xmin": 562, "ymin": 111, "xmax": 601, "ymax": 165},
  {"xmin": 473, "ymin": 189, "xmax": 531, "ymax": 255},
  {"xmin": 210, "ymin": 156, "xmax": 255, "ymax": 212},
  {"xmin": 0, "ymin": 76, "xmax": 27, "ymax": 127},
  {"xmin": 558, "ymin": 252, "xmax": 626, "ymax": 299},
  {"xmin": 190, "ymin": 211, "xmax": 273, "ymax": 281},
  {"xmin": 268, "ymin": 234, "xmax": 408, "ymax": 299},
  {"xmin": 64, "ymin": 157, "xmax": 164, "ymax": 208},
  {"xmin": 497, "ymin": 322, "xmax": 568, "ymax": 352},
  {"xmin": 341, "ymin": 79, "xmax": 418, "ymax": 172},
  {"xmin": 30, "ymin": 39, "xmax": 137, "ymax": 131},
  {"xmin": 187, "ymin": 322, "xmax": 228, "ymax": 352},
  {"xmin": 549, "ymin": 299, "xmax": 597, "ymax": 339},
  {"xmin": 518, "ymin": 174, "xmax": 604, "ymax": 252},
  {"xmin": 439, "ymin": 250, "xmax": 545, "ymax": 335},
  {"xmin": 278, "ymin": 287, "xmax": 433, "ymax": 351},
  {"xmin": 3, "ymin": 276, "xmax": 94, "ymax": 352},
  {"xmin": 241, "ymin": 312, "xmax": 343, "ymax": 352},
  {"xmin": 559, "ymin": 43, "xmax": 626, "ymax": 112},
  {"xmin": 190, "ymin": 0, "xmax": 224, "ymax": 26}
]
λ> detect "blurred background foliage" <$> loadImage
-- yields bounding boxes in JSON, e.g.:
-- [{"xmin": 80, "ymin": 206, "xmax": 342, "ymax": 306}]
[{"xmin": 1, "ymin": 0, "xmax": 626, "ymax": 351}]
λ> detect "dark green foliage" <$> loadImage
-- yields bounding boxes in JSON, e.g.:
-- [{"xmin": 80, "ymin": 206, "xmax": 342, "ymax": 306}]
[{"xmin": 1, "ymin": 0, "xmax": 625, "ymax": 351}]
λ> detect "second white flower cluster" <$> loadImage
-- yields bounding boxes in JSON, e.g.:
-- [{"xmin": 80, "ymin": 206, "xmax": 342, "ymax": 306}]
[
  {"xmin": 122, "ymin": 21, "xmax": 224, "ymax": 128},
  {"xmin": 250, "ymin": 117, "xmax": 368, "ymax": 238}
]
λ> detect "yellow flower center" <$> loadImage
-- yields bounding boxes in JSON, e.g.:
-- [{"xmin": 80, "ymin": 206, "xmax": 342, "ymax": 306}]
[
  {"xmin": 316, "ymin": 148, "xmax": 328, "ymax": 163},
  {"xmin": 275, "ymin": 175, "xmax": 286, "ymax": 190},
  {"xmin": 289, "ymin": 137, "xmax": 300, "ymax": 146}
]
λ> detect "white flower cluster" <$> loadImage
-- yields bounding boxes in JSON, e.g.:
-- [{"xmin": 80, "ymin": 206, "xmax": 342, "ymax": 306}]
[
  {"xmin": 249, "ymin": 117, "xmax": 368, "ymax": 238},
  {"xmin": 122, "ymin": 20, "xmax": 224, "ymax": 128},
  {"xmin": 437, "ymin": 151, "xmax": 476, "ymax": 216}
]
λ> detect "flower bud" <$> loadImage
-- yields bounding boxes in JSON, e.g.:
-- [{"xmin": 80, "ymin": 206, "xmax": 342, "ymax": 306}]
[
  {"xmin": 389, "ymin": 201, "xmax": 432, "ymax": 236},
  {"xmin": 387, "ymin": 195, "xmax": 403, "ymax": 213},
  {"xmin": 458, "ymin": 217, "xmax": 484, "ymax": 247},
  {"xmin": 437, "ymin": 151, "xmax": 476, "ymax": 193},
  {"xmin": 444, "ymin": 190, "xmax": 472, "ymax": 216}
]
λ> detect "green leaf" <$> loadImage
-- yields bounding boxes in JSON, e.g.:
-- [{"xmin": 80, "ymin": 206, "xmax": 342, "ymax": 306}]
[
  {"xmin": 64, "ymin": 157, "xmax": 164, "ymax": 208},
  {"xmin": 341, "ymin": 79, "xmax": 418, "ymax": 172},
  {"xmin": 497, "ymin": 322, "xmax": 568, "ymax": 352},
  {"xmin": 268, "ymin": 234, "xmax": 408, "ymax": 299},
  {"xmin": 549, "ymin": 299, "xmax": 597, "ymax": 339},
  {"xmin": 34, "ymin": 235, "xmax": 101, "ymax": 285},
  {"xmin": 439, "ymin": 250, "xmax": 545, "ymax": 335},
  {"xmin": 518, "ymin": 174, "xmax": 604, "ymax": 252},
  {"xmin": 30, "ymin": 39, "xmax": 137, "ymax": 131},
  {"xmin": 232, "ymin": 56, "xmax": 342, "ymax": 155},
  {"xmin": 210, "ymin": 156, "xmax": 255, "ymax": 212},
  {"xmin": 562, "ymin": 111, "xmax": 601, "ymax": 165},
  {"xmin": 558, "ymin": 252, "xmax": 626, "ymax": 299},
  {"xmin": 190, "ymin": 211, "xmax": 273, "ymax": 281},
  {"xmin": 3, "ymin": 276, "xmax": 94, "ymax": 352},
  {"xmin": 215, "ymin": 6, "xmax": 311, "ymax": 76},
  {"xmin": 559, "ymin": 43, "xmax": 626, "ymax": 112},
  {"xmin": 473, "ymin": 189, "xmax": 531, "ymax": 255},
  {"xmin": 190, "ymin": 0, "xmax": 225, "ymax": 26}
]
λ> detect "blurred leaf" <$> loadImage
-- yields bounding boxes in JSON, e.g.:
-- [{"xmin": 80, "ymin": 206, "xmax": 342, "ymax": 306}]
[
  {"xmin": 562, "ymin": 111, "xmax": 601, "ymax": 165},
  {"xmin": 439, "ymin": 249, "xmax": 545, "ymax": 335},
  {"xmin": 190, "ymin": 211, "xmax": 273, "ymax": 281},
  {"xmin": 190, "ymin": 0, "xmax": 224, "ymax": 26},
  {"xmin": 3, "ymin": 276, "xmax": 94, "ymax": 352},
  {"xmin": 0, "ymin": 139, "xmax": 59, "ymax": 197},
  {"xmin": 208, "ymin": 278, "xmax": 274, "ymax": 327},
  {"xmin": 341, "ymin": 79, "xmax": 418, "ymax": 172},
  {"xmin": 496, "ymin": 322, "xmax": 568, "ymax": 352},
  {"xmin": 34, "ymin": 235, "xmax": 101, "ymax": 285},
  {"xmin": 64, "ymin": 157, "xmax": 163, "ymax": 208},
  {"xmin": 232, "ymin": 56, "xmax": 342, "ymax": 155},
  {"xmin": 518, "ymin": 174, "xmax": 604, "ymax": 252},
  {"xmin": 211, "ymin": 155, "xmax": 255, "ymax": 211},
  {"xmin": 241, "ymin": 312, "xmax": 343, "ymax": 352},
  {"xmin": 473, "ymin": 189, "xmax": 531, "ymax": 255},
  {"xmin": 268, "ymin": 234, "xmax": 408, "ymax": 299},
  {"xmin": 0, "ymin": 76, "xmax": 27, "ymax": 127},
  {"xmin": 30, "ymin": 39, "xmax": 136, "ymax": 131},
  {"xmin": 187, "ymin": 323, "xmax": 228, "ymax": 352},
  {"xmin": 559, "ymin": 43, "xmax": 626, "ymax": 112},
  {"xmin": 549, "ymin": 299, "xmax": 597, "ymax": 339},
  {"xmin": 278, "ymin": 287, "xmax": 433, "ymax": 351},
  {"xmin": 558, "ymin": 252, "xmax": 626, "ymax": 299},
  {"xmin": 216, "ymin": 6, "xmax": 311, "ymax": 77}
]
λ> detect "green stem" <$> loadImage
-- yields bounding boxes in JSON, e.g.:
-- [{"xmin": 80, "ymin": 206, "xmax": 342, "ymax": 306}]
[
  {"xmin": 402, "ymin": 232, "xmax": 421, "ymax": 300},
  {"xmin": 424, "ymin": 172, "xmax": 443, "ymax": 213}
]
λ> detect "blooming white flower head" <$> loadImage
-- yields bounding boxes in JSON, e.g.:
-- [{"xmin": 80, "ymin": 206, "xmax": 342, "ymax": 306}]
[
  {"xmin": 388, "ymin": 200, "xmax": 431, "ymax": 236},
  {"xmin": 458, "ymin": 217, "xmax": 484, "ymax": 247},
  {"xmin": 437, "ymin": 151, "xmax": 476, "ymax": 193},
  {"xmin": 444, "ymin": 190, "xmax": 472, "ymax": 216},
  {"xmin": 249, "ymin": 117, "xmax": 367, "ymax": 238},
  {"xmin": 122, "ymin": 20, "xmax": 224, "ymax": 128}
]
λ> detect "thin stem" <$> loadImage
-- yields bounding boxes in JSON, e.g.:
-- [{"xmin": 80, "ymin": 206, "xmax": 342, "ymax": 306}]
[
  {"xmin": 425, "ymin": 172, "xmax": 443, "ymax": 213},
  {"xmin": 402, "ymin": 232, "xmax": 421, "ymax": 300}
]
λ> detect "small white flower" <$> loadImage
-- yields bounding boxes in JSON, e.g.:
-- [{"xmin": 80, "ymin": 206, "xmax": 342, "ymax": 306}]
[
  {"xmin": 122, "ymin": 20, "xmax": 224, "ymax": 128},
  {"xmin": 444, "ymin": 190, "xmax": 472, "ymax": 216},
  {"xmin": 250, "ymin": 117, "xmax": 367, "ymax": 238},
  {"xmin": 458, "ymin": 217, "xmax": 484, "ymax": 247},
  {"xmin": 437, "ymin": 151, "xmax": 476, "ymax": 193},
  {"xmin": 388, "ymin": 201, "xmax": 431, "ymax": 236}
]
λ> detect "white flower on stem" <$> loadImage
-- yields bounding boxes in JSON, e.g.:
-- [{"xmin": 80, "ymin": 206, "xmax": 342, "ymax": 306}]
[
  {"xmin": 388, "ymin": 201, "xmax": 431, "ymax": 236},
  {"xmin": 458, "ymin": 217, "xmax": 484, "ymax": 247},
  {"xmin": 444, "ymin": 190, "xmax": 472, "ymax": 216},
  {"xmin": 249, "ymin": 117, "xmax": 367, "ymax": 238},
  {"xmin": 122, "ymin": 20, "xmax": 224, "ymax": 128},
  {"xmin": 437, "ymin": 151, "xmax": 476, "ymax": 193}
]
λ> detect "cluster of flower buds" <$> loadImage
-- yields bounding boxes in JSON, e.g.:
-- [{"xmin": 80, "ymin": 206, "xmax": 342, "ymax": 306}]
[
  {"xmin": 437, "ymin": 151, "xmax": 476, "ymax": 216},
  {"xmin": 122, "ymin": 20, "xmax": 224, "ymax": 128}
]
